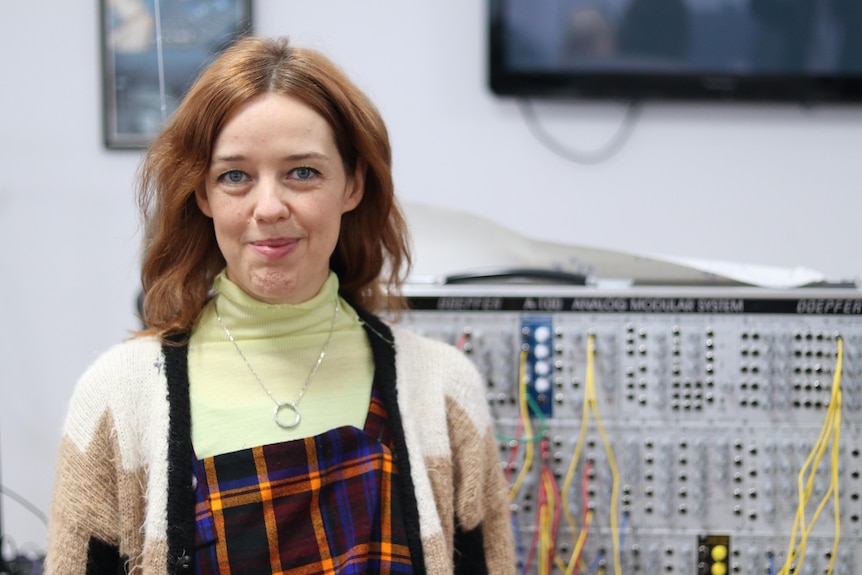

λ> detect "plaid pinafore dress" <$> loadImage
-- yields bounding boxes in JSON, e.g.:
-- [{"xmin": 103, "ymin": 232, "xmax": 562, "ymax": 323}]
[{"xmin": 190, "ymin": 384, "xmax": 415, "ymax": 574}]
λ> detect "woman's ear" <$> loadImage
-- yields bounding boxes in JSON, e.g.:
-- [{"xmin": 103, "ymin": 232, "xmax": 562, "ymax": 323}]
[
  {"xmin": 342, "ymin": 160, "xmax": 366, "ymax": 214},
  {"xmin": 194, "ymin": 187, "xmax": 213, "ymax": 218}
]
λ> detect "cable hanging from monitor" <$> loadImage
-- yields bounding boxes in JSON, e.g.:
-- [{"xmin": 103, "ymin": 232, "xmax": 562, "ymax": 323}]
[
  {"xmin": 517, "ymin": 98, "xmax": 641, "ymax": 165},
  {"xmin": 0, "ymin": 485, "xmax": 48, "ymax": 528}
]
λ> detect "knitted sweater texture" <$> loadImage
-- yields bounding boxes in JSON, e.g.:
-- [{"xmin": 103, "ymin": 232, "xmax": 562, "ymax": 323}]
[{"xmin": 45, "ymin": 310, "xmax": 515, "ymax": 574}]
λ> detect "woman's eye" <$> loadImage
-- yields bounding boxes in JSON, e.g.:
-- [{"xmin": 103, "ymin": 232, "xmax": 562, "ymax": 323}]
[
  {"xmin": 219, "ymin": 170, "xmax": 246, "ymax": 184},
  {"xmin": 292, "ymin": 167, "xmax": 317, "ymax": 180}
]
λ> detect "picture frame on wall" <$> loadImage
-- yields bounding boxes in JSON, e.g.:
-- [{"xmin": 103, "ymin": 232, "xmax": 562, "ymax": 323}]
[{"xmin": 100, "ymin": 0, "xmax": 253, "ymax": 149}]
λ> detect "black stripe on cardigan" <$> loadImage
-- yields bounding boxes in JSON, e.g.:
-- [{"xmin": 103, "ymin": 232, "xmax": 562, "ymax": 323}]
[
  {"xmin": 454, "ymin": 524, "xmax": 489, "ymax": 575},
  {"xmin": 85, "ymin": 536, "xmax": 126, "ymax": 575},
  {"xmin": 354, "ymin": 307, "xmax": 429, "ymax": 575},
  {"xmin": 162, "ymin": 336, "xmax": 197, "ymax": 574}
]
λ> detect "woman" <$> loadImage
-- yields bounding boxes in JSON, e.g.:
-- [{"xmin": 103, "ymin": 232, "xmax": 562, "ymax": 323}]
[{"xmin": 46, "ymin": 36, "xmax": 514, "ymax": 574}]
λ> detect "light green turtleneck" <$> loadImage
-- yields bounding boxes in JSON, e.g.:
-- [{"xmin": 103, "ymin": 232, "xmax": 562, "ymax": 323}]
[{"xmin": 188, "ymin": 271, "xmax": 374, "ymax": 459}]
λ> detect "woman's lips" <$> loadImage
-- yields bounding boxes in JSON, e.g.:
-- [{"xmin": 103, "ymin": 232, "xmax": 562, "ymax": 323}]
[{"xmin": 250, "ymin": 238, "xmax": 298, "ymax": 259}]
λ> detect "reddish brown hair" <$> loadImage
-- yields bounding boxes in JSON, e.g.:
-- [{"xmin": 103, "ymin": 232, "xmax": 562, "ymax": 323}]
[{"xmin": 137, "ymin": 36, "xmax": 411, "ymax": 338}]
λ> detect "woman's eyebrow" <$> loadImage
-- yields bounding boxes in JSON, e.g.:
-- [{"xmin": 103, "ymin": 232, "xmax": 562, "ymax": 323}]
[{"xmin": 210, "ymin": 152, "xmax": 330, "ymax": 164}]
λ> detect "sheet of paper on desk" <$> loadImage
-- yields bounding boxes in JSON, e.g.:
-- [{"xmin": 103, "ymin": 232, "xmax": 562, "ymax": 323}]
[{"xmin": 402, "ymin": 202, "xmax": 828, "ymax": 289}]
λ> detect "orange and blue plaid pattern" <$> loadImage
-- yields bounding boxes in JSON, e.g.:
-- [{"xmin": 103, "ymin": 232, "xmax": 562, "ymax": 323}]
[{"xmin": 192, "ymin": 390, "xmax": 414, "ymax": 574}]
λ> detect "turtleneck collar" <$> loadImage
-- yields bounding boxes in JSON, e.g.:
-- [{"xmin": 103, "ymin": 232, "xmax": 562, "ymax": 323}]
[{"xmin": 210, "ymin": 270, "xmax": 343, "ymax": 340}]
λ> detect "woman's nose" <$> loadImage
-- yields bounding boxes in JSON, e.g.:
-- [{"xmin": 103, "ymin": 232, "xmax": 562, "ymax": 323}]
[{"xmin": 252, "ymin": 178, "xmax": 289, "ymax": 222}]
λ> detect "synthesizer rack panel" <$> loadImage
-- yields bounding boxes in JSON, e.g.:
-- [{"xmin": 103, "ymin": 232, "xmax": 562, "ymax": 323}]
[{"xmin": 396, "ymin": 284, "xmax": 862, "ymax": 575}]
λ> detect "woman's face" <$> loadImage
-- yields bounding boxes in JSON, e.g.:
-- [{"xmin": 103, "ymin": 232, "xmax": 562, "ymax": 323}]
[{"xmin": 196, "ymin": 93, "xmax": 364, "ymax": 305}]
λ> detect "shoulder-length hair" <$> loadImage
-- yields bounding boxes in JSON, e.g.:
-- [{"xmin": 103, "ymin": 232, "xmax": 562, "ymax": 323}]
[{"xmin": 137, "ymin": 36, "xmax": 411, "ymax": 338}]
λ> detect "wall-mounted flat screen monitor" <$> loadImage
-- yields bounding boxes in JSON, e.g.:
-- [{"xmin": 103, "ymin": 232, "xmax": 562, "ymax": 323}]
[{"xmin": 489, "ymin": 0, "xmax": 862, "ymax": 103}]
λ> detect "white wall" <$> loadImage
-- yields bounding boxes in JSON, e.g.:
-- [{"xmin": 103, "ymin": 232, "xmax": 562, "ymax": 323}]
[{"xmin": 2, "ymin": 0, "xmax": 861, "ymax": 555}]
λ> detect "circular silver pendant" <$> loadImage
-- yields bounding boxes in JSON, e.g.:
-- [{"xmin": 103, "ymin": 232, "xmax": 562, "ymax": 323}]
[{"xmin": 273, "ymin": 402, "xmax": 301, "ymax": 429}]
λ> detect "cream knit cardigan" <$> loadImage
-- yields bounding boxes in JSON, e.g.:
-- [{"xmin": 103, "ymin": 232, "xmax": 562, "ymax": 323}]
[{"xmin": 45, "ymin": 313, "xmax": 515, "ymax": 575}]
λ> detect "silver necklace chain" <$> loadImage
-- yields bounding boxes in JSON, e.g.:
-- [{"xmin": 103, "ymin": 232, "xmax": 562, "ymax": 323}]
[{"xmin": 214, "ymin": 294, "xmax": 340, "ymax": 429}]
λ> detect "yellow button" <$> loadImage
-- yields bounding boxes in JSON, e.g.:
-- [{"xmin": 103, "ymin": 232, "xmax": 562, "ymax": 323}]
[
  {"xmin": 711, "ymin": 545, "xmax": 728, "ymax": 561},
  {"xmin": 711, "ymin": 562, "xmax": 727, "ymax": 575}
]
